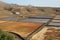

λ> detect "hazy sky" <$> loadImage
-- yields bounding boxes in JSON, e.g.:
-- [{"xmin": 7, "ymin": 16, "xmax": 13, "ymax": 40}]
[{"xmin": 0, "ymin": 0, "xmax": 60, "ymax": 7}]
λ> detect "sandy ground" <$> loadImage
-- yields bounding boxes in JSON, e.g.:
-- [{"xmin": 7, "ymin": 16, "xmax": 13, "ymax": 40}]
[
  {"xmin": 30, "ymin": 27, "xmax": 60, "ymax": 40},
  {"xmin": 30, "ymin": 27, "xmax": 48, "ymax": 40},
  {"xmin": 0, "ymin": 20, "xmax": 7, "ymax": 23},
  {"xmin": 52, "ymin": 20, "xmax": 60, "ymax": 22}
]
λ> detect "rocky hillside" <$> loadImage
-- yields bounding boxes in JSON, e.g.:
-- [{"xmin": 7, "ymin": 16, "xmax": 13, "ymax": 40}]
[{"xmin": 0, "ymin": 1, "xmax": 60, "ymax": 18}]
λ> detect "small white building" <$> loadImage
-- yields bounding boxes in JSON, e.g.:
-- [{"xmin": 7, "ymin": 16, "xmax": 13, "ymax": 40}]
[
  {"xmin": 15, "ymin": 12, "xmax": 20, "ymax": 15},
  {"xmin": 11, "ymin": 11, "xmax": 20, "ymax": 15}
]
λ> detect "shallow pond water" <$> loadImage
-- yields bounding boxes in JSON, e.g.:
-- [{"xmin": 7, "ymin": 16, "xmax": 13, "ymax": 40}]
[
  {"xmin": 20, "ymin": 19, "xmax": 50, "ymax": 23},
  {"xmin": 48, "ymin": 22, "xmax": 60, "ymax": 26}
]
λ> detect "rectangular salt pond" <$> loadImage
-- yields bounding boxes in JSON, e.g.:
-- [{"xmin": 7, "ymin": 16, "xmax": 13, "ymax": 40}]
[
  {"xmin": 54, "ymin": 15, "xmax": 60, "ymax": 19},
  {"xmin": 0, "ymin": 17, "xmax": 17, "ymax": 20},
  {"xmin": 20, "ymin": 19, "xmax": 50, "ymax": 23},
  {"xmin": 28, "ymin": 16, "xmax": 53, "ymax": 19},
  {"xmin": 48, "ymin": 22, "xmax": 60, "ymax": 26}
]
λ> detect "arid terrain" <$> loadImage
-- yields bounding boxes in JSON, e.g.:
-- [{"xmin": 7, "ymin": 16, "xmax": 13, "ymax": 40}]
[{"xmin": 0, "ymin": 1, "xmax": 60, "ymax": 40}]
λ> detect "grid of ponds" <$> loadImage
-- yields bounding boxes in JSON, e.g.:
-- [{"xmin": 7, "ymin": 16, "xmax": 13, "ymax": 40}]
[
  {"xmin": 20, "ymin": 16, "xmax": 54, "ymax": 23},
  {"xmin": 48, "ymin": 15, "xmax": 60, "ymax": 26},
  {"xmin": 0, "ymin": 15, "xmax": 60, "ymax": 26},
  {"xmin": 0, "ymin": 16, "xmax": 53, "ymax": 24}
]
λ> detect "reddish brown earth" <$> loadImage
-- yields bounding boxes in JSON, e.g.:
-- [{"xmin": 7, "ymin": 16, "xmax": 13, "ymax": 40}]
[{"xmin": 0, "ymin": 21, "xmax": 43, "ymax": 37}]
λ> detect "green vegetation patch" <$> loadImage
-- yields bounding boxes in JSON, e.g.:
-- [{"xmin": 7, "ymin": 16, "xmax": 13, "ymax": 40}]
[{"xmin": 0, "ymin": 30, "xmax": 15, "ymax": 40}]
